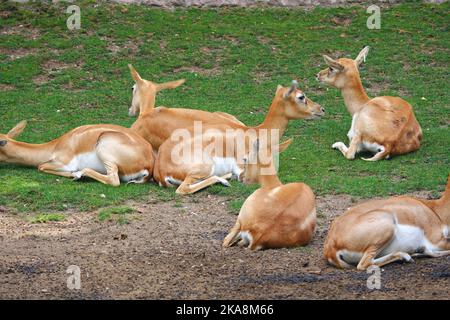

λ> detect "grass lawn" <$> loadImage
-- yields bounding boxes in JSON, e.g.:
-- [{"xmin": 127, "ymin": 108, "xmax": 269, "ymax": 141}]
[{"xmin": 0, "ymin": 1, "xmax": 448, "ymax": 214}]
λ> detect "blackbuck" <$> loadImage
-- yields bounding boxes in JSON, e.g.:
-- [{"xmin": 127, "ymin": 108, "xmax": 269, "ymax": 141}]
[
  {"xmin": 223, "ymin": 139, "xmax": 316, "ymax": 250},
  {"xmin": 128, "ymin": 64, "xmax": 245, "ymax": 149},
  {"xmin": 153, "ymin": 81, "xmax": 325, "ymax": 194},
  {"xmin": 317, "ymin": 46, "xmax": 422, "ymax": 161},
  {"xmin": 0, "ymin": 121, "xmax": 154, "ymax": 186},
  {"xmin": 324, "ymin": 176, "xmax": 450, "ymax": 270}
]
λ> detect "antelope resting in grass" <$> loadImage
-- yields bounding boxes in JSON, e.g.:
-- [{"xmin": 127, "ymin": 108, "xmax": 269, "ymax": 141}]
[
  {"xmin": 153, "ymin": 81, "xmax": 324, "ymax": 194},
  {"xmin": 0, "ymin": 121, "xmax": 154, "ymax": 186},
  {"xmin": 128, "ymin": 64, "xmax": 245, "ymax": 149},
  {"xmin": 223, "ymin": 139, "xmax": 316, "ymax": 250},
  {"xmin": 324, "ymin": 176, "xmax": 450, "ymax": 270},
  {"xmin": 316, "ymin": 46, "xmax": 422, "ymax": 161}
]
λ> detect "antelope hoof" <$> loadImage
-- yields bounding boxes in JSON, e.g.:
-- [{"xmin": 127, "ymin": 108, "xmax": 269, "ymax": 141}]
[
  {"xmin": 218, "ymin": 177, "xmax": 231, "ymax": 187},
  {"xmin": 72, "ymin": 171, "xmax": 83, "ymax": 180},
  {"xmin": 400, "ymin": 253, "xmax": 413, "ymax": 263}
]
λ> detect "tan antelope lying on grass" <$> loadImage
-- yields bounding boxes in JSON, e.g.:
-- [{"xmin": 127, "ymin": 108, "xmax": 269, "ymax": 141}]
[
  {"xmin": 153, "ymin": 81, "xmax": 324, "ymax": 194},
  {"xmin": 324, "ymin": 176, "xmax": 450, "ymax": 270},
  {"xmin": 223, "ymin": 139, "xmax": 316, "ymax": 250},
  {"xmin": 317, "ymin": 46, "xmax": 422, "ymax": 161},
  {"xmin": 128, "ymin": 64, "xmax": 245, "ymax": 149},
  {"xmin": 0, "ymin": 121, "xmax": 154, "ymax": 186}
]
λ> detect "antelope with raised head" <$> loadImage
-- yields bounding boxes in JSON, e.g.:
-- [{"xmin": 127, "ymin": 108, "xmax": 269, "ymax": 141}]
[
  {"xmin": 153, "ymin": 81, "xmax": 324, "ymax": 194},
  {"xmin": 316, "ymin": 46, "xmax": 422, "ymax": 161},
  {"xmin": 128, "ymin": 64, "xmax": 245, "ymax": 149},
  {"xmin": 0, "ymin": 121, "xmax": 154, "ymax": 186},
  {"xmin": 324, "ymin": 176, "xmax": 450, "ymax": 270},
  {"xmin": 222, "ymin": 139, "xmax": 316, "ymax": 250}
]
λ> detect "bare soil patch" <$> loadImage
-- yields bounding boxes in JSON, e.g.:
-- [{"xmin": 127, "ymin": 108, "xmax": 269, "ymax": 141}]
[
  {"xmin": 104, "ymin": 38, "xmax": 140, "ymax": 55},
  {"xmin": 42, "ymin": 60, "xmax": 83, "ymax": 72},
  {"xmin": 32, "ymin": 60, "xmax": 84, "ymax": 85},
  {"xmin": 251, "ymin": 69, "xmax": 272, "ymax": 84},
  {"xmin": 0, "ymin": 24, "xmax": 41, "ymax": 40},
  {"xmin": 0, "ymin": 84, "xmax": 16, "ymax": 91},
  {"xmin": 173, "ymin": 65, "xmax": 221, "ymax": 77},
  {"xmin": 0, "ymin": 192, "xmax": 448, "ymax": 299},
  {"xmin": 0, "ymin": 47, "xmax": 39, "ymax": 61}
]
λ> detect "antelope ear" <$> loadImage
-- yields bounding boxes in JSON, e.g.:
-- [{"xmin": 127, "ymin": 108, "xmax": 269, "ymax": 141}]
[
  {"xmin": 156, "ymin": 79, "xmax": 185, "ymax": 92},
  {"xmin": 323, "ymin": 55, "xmax": 344, "ymax": 71},
  {"xmin": 7, "ymin": 120, "xmax": 27, "ymax": 138},
  {"xmin": 128, "ymin": 64, "xmax": 144, "ymax": 84},
  {"xmin": 0, "ymin": 140, "xmax": 7, "ymax": 147},
  {"xmin": 355, "ymin": 46, "xmax": 369, "ymax": 67},
  {"xmin": 275, "ymin": 85, "xmax": 284, "ymax": 95},
  {"xmin": 283, "ymin": 80, "xmax": 298, "ymax": 99},
  {"xmin": 276, "ymin": 138, "xmax": 293, "ymax": 154}
]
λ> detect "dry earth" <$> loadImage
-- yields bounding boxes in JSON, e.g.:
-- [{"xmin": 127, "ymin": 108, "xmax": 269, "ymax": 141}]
[{"xmin": 0, "ymin": 192, "xmax": 448, "ymax": 299}]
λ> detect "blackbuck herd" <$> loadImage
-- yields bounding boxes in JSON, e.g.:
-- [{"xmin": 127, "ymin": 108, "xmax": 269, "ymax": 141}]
[{"xmin": 1, "ymin": 47, "xmax": 449, "ymax": 270}]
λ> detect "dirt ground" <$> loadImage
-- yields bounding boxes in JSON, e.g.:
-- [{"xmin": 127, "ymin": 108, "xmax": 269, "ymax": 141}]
[{"xmin": 0, "ymin": 192, "xmax": 448, "ymax": 300}]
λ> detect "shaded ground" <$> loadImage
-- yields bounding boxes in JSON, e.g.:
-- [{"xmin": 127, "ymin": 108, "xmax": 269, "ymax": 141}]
[{"xmin": 1, "ymin": 193, "xmax": 448, "ymax": 300}]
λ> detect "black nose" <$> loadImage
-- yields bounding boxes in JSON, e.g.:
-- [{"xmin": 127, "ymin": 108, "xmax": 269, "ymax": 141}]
[{"xmin": 321, "ymin": 107, "xmax": 325, "ymax": 113}]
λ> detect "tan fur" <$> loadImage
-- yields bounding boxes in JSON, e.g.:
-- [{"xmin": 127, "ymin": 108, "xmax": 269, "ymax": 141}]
[
  {"xmin": 153, "ymin": 82, "xmax": 324, "ymax": 194},
  {"xmin": 128, "ymin": 64, "xmax": 245, "ymax": 149},
  {"xmin": 324, "ymin": 175, "xmax": 450, "ymax": 270},
  {"xmin": 0, "ymin": 122, "xmax": 154, "ymax": 186},
  {"xmin": 223, "ymin": 140, "xmax": 316, "ymax": 250},
  {"xmin": 317, "ymin": 46, "xmax": 422, "ymax": 161}
]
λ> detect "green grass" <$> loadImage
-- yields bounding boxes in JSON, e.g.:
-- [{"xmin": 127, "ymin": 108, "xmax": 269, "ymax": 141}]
[
  {"xmin": 97, "ymin": 206, "xmax": 135, "ymax": 224},
  {"xmin": 0, "ymin": 1, "xmax": 448, "ymax": 213},
  {"xmin": 30, "ymin": 213, "xmax": 65, "ymax": 223}
]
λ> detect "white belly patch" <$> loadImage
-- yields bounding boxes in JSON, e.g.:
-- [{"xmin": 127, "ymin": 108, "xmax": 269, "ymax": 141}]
[
  {"xmin": 360, "ymin": 141, "xmax": 384, "ymax": 153},
  {"xmin": 121, "ymin": 170, "xmax": 149, "ymax": 183},
  {"xmin": 165, "ymin": 176, "xmax": 182, "ymax": 186},
  {"xmin": 347, "ymin": 113, "xmax": 358, "ymax": 141},
  {"xmin": 239, "ymin": 231, "xmax": 253, "ymax": 247},
  {"xmin": 338, "ymin": 250, "xmax": 363, "ymax": 266},
  {"xmin": 212, "ymin": 157, "xmax": 242, "ymax": 178},
  {"xmin": 379, "ymin": 224, "xmax": 431, "ymax": 256},
  {"xmin": 63, "ymin": 152, "xmax": 106, "ymax": 174}
]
